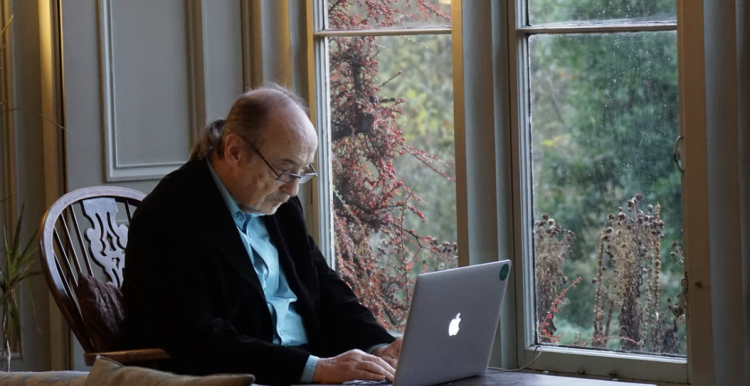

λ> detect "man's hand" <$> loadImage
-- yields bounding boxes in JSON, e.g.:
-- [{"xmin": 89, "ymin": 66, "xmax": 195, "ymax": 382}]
[
  {"xmin": 312, "ymin": 349, "xmax": 396, "ymax": 384},
  {"xmin": 371, "ymin": 338, "xmax": 403, "ymax": 369}
]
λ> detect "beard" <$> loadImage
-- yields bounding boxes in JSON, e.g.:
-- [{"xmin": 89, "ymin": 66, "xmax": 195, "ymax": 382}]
[
  {"xmin": 239, "ymin": 202, "xmax": 263, "ymax": 214},
  {"xmin": 239, "ymin": 193, "xmax": 289, "ymax": 214}
]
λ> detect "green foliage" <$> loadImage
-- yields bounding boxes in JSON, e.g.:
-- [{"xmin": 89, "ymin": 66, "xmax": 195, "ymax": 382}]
[
  {"xmin": 330, "ymin": 0, "xmax": 686, "ymax": 355},
  {"xmin": 0, "ymin": 202, "xmax": 42, "ymax": 367},
  {"xmin": 528, "ymin": 0, "xmax": 676, "ymax": 25},
  {"xmin": 328, "ymin": 1, "xmax": 456, "ymax": 331},
  {"xmin": 376, "ymin": 34, "xmax": 456, "ymax": 244},
  {"xmin": 528, "ymin": 0, "xmax": 685, "ymax": 354}
]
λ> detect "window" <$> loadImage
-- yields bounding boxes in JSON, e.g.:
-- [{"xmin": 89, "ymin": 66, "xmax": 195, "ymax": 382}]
[
  {"xmin": 511, "ymin": 0, "xmax": 687, "ymax": 382},
  {"xmin": 308, "ymin": 0, "xmax": 694, "ymax": 382},
  {"xmin": 312, "ymin": 0, "xmax": 457, "ymax": 332}
]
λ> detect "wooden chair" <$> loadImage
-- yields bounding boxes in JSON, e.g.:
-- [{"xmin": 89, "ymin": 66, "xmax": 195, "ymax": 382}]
[{"xmin": 39, "ymin": 186, "xmax": 169, "ymax": 366}]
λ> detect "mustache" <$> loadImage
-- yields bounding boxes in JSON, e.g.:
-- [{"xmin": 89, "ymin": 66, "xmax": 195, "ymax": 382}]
[{"xmin": 268, "ymin": 194, "xmax": 289, "ymax": 203}]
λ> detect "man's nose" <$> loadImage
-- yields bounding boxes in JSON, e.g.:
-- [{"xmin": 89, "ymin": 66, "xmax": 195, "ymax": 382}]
[{"xmin": 280, "ymin": 179, "xmax": 300, "ymax": 197}]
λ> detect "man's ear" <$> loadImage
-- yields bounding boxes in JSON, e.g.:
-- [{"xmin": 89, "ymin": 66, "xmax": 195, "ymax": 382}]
[{"xmin": 223, "ymin": 133, "xmax": 244, "ymax": 166}]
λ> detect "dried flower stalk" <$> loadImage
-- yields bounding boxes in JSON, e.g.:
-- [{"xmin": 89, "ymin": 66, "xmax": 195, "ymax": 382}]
[{"xmin": 537, "ymin": 194, "xmax": 685, "ymax": 354}]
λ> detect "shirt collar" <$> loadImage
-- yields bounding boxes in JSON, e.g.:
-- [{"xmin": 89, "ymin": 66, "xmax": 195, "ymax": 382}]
[{"xmin": 206, "ymin": 159, "xmax": 263, "ymax": 229}]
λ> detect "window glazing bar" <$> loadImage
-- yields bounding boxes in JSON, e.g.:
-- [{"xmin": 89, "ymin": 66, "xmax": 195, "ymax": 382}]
[
  {"xmin": 314, "ymin": 26, "xmax": 451, "ymax": 37},
  {"xmin": 518, "ymin": 22, "xmax": 677, "ymax": 35}
]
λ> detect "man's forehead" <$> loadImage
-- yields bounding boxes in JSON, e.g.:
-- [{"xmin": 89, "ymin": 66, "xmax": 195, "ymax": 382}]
[
  {"xmin": 268, "ymin": 106, "xmax": 315, "ymax": 137},
  {"xmin": 272, "ymin": 108, "xmax": 315, "ymax": 135},
  {"xmin": 260, "ymin": 124, "xmax": 316, "ymax": 165}
]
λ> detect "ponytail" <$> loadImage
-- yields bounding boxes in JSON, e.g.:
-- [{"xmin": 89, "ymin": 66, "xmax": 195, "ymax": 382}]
[{"xmin": 189, "ymin": 119, "xmax": 225, "ymax": 160}]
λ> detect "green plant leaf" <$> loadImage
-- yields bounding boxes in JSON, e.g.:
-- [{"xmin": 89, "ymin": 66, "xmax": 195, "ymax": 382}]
[
  {"xmin": 25, "ymin": 276, "xmax": 41, "ymax": 334},
  {"xmin": 20, "ymin": 229, "xmax": 38, "ymax": 257},
  {"xmin": 3, "ymin": 292, "xmax": 21, "ymax": 354},
  {"xmin": 0, "ymin": 197, "xmax": 43, "ymax": 351},
  {"xmin": 10, "ymin": 240, "xmax": 39, "ymax": 284},
  {"xmin": 0, "ymin": 15, "xmax": 13, "ymax": 40},
  {"xmin": 15, "ymin": 270, "xmax": 41, "ymax": 284},
  {"xmin": 4, "ymin": 226, "xmax": 11, "ymax": 279},
  {"xmin": 18, "ymin": 229, "xmax": 39, "ymax": 268},
  {"xmin": 5, "ymin": 204, "xmax": 38, "ymax": 285},
  {"xmin": 6, "ymin": 257, "xmax": 37, "ymax": 291}
]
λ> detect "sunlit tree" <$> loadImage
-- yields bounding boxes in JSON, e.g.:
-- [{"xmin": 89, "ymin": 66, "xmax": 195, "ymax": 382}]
[{"xmin": 328, "ymin": 0, "xmax": 454, "ymax": 330}]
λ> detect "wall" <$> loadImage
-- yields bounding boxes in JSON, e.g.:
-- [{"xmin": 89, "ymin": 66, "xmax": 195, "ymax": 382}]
[
  {"xmin": 59, "ymin": 0, "xmax": 244, "ymax": 370},
  {"xmin": 1, "ymin": 0, "xmax": 251, "ymax": 371}
]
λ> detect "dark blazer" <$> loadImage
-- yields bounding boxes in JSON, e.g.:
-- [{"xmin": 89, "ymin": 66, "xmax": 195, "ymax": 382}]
[{"xmin": 120, "ymin": 159, "xmax": 395, "ymax": 386}]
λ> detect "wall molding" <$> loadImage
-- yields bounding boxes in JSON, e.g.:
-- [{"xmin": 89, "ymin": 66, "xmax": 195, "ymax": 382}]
[
  {"xmin": 39, "ymin": 0, "xmax": 70, "ymax": 370},
  {"xmin": 186, "ymin": 0, "xmax": 206, "ymax": 144},
  {"xmin": 1, "ymin": 0, "xmax": 17, "ymax": 226},
  {"xmin": 242, "ymin": 0, "xmax": 263, "ymax": 89},
  {"xmin": 97, "ymin": 0, "xmax": 204, "ymax": 182},
  {"xmin": 0, "ymin": 0, "xmax": 17, "ymax": 357}
]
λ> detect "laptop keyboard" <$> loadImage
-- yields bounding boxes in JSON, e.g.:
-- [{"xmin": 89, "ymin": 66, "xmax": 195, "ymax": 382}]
[{"xmin": 342, "ymin": 381, "xmax": 393, "ymax": 385}]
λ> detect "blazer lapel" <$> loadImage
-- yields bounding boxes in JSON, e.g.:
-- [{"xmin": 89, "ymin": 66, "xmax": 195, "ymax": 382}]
[
  {"xmin": 264, "ymin": 214, "xmax": 314, "ymax": 295},
  {"xmin": 191, "ymin": 160, "xmax": 267, "ymax": 304}
]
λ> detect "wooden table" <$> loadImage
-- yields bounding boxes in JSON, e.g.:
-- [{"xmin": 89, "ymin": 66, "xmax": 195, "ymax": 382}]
[
  {"xmin": 433, "ymin": 370, "xmax": 656, "ymax": 385},
  {"xmin": 296, "ymin": 370, "xmax": 656, "ymax": 386}
]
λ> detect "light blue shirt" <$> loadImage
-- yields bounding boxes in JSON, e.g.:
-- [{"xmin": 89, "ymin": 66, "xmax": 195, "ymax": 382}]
[{"xmin": 207, "ymin": 160, "xmax": 318, "ymax": 383}]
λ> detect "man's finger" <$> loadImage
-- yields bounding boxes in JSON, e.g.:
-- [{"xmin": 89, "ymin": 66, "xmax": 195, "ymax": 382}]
[
  {"xmin": 378, "ymin": 356, "xmax": 396, "ymax": 375},
  {"xmin": 363, "ymin": 354, "xmax": 396, "ymax": 376},
  {"xmin": 356, "ymin": 361, "xmax": 392, "ymax": 381},
  {"xmin": 355, "ymin": 369, "xmax": 389, "ymax": 382}
]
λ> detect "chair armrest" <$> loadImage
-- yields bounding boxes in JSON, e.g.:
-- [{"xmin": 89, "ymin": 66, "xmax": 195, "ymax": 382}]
[{"xmin": 84, "ymin": 348, "xmax": 170, "ymax": 366}]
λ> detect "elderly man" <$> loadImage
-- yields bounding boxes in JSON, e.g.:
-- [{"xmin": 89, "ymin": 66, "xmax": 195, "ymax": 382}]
[{"xmin": 120, "ymin": 85, "xmax": 401, "ymax": 385}]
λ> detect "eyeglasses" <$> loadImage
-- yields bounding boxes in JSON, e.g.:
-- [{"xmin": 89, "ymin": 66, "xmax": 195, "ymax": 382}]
[{"xmin": 247, "ymin": 142, "xmax": 317, "ymax": 184}]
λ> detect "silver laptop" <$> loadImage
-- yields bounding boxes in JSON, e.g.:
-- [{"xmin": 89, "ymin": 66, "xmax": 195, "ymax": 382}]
[{"xmin": 335, "ymin": 260, "xmax": 511, "ymax": 386}]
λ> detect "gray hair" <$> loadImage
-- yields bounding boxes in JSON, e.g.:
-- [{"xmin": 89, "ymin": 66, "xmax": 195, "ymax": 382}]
[{"xmin": 189, "ymin": 84, "xmax": 308, "ymax": 161}]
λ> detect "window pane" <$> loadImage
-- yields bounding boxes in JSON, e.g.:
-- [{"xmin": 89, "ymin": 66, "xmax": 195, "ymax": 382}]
[
  {"xmin": 326, "ymin": 0, "xmax": 451, "ymax": 30},
  {"xmin": 328, "ymin": 34, "xmax": 456, "ymax": 332},
  {"xmin": 529, "ymin": 32, "xmax": 685, "ymax": 356},
  {"xmin": 528, "ymin": 0, "xmax": 676, "ymax": 25}
]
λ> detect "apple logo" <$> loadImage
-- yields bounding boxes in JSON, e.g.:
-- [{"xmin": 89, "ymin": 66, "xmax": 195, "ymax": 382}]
[{"xmin": 448, "ymin": 313, "xmax": 461, "ymax": 336}]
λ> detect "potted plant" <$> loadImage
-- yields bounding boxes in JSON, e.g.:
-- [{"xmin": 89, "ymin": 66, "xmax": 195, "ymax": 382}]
[{"xmin": 0, "ymin": 198, "xmax": 42, "ymax": 371}]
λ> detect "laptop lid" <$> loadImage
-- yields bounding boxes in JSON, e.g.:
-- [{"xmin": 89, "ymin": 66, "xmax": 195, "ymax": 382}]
[{"xmin": 393, "ymin": 260, "xmax": 512, "ymax": 386}]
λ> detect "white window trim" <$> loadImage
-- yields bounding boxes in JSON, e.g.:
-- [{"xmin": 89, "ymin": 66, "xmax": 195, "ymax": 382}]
[
  {"xmin": 675, "ymin": 1, "xmax": 715, "ymax": 385},
  {"xmin": 302, "ymin": 0, "xmax": 714, "ymax": 384}
]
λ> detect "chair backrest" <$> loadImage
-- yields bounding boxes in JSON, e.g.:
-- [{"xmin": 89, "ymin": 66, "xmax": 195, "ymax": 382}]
[{"xmin": 39, "ymin": 186, "xmax": 146, "ymax": 353}]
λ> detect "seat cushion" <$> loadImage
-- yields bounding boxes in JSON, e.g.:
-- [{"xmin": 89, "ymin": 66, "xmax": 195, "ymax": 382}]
[
  {"xmin": 0, "ymin": 371, "xmax": 88, "ymax": 386},
  {"xmin": 84, "ymin": 357, "xmax": 255, "ymax": 386},
  {"xmin": 74, "ymin": 275, "xmax": 125, "ymax": 352}
]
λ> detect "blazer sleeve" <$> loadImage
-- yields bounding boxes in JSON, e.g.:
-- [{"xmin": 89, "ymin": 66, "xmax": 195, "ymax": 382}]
[
  {"xmin": 309, "ymin": 236, "xmax": 396, "ymax": 354},
  {"xmin": 123, "ymin": 206, "xmax": 310, "ymax": 386}
]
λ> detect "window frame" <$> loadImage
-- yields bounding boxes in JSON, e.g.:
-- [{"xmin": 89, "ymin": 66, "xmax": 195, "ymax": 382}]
[
  {"xmin": 303, "ymin": 0, "xmax": 713, "ymax": 384},
  {"xmin": 507, "ymin": 1, "xmax": 712, "ymax": 384}
]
